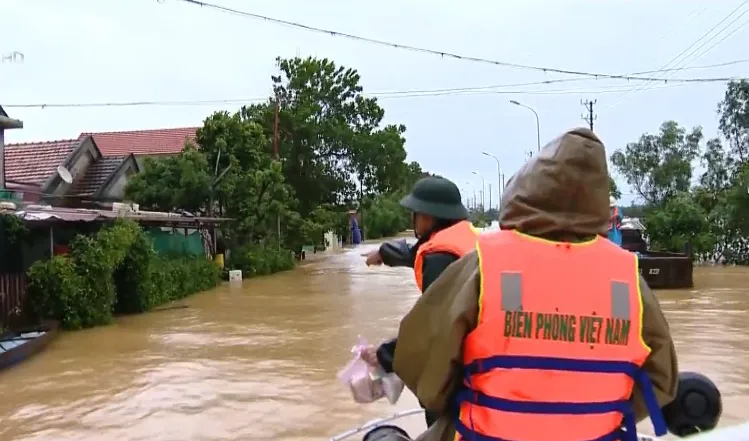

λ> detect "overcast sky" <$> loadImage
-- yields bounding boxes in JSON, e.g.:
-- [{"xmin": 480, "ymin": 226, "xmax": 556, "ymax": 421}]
[{"xmin": 2, "ymin": 0, "xmax": 747, "ymax": 206}]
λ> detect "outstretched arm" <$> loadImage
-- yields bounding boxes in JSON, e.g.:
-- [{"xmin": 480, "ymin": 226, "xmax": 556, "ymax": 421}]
[{"xmin": 379, "ymin": 239, "xmax": 416, "ymax": 267}]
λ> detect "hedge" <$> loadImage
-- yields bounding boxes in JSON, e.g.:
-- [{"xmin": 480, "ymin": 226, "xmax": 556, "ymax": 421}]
[
  {"xmin": 227, "ymin": 242, "xmax": 295, "ymax": 278},
  {"xmin": 27, "ymin": 220, "xmax": 220, "ymax": 329}
]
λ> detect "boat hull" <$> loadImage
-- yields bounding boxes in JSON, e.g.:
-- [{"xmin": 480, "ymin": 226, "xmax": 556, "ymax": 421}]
[
  {"xmin": 637, "ymin": 252, "xmax": 694, "ymax": 290},
  {"xmin": 0, "ymin": 320, "xmax": 60, "ymax": 372}
]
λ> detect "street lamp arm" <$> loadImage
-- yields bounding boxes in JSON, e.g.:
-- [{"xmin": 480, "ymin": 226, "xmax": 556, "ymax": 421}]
[
  {"xmin": 509, "ymin": 100, "xmax": 542, "ymax": 152},
  {"xmin": 481, "ymin": 152, "xmax": 502, "ymax": 210}
]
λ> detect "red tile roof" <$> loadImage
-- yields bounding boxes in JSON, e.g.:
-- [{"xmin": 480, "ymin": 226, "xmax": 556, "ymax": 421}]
[
  {"xmin": 81, "ymin": 127, "xmax": 198, "ymax": 157},
  {"xmin": 5, "ymin": 139, "xmax": 80, "ymax": 186}
]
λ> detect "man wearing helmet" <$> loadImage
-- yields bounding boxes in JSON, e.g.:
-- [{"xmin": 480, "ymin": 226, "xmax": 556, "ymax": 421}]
[
  {"xmin": 362, "ymin": 176, "xmax": 478, "ymax": 427},
  {"xmin": 364, "ymin": 176, "xmax": 477, "ymax": 293}
]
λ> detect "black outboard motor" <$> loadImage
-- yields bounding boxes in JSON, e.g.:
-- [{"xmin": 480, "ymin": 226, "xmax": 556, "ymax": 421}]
[
  {"xmin": 663, "ymin": 371, "xmax": 722, "ymax": 437},
  {"xmin": 362, "ymin": 425, "xmax": 411, "ymax": 441}
]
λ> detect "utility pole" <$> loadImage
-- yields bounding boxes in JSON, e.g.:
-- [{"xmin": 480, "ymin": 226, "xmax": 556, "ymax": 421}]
[
  {"xmin": 581, "ymin": 99, "xmax": 597, "ymax": 131},
  {"xmin": 488, "ymin": 184, "xmax": 492, "ymax": 214},
  {"xmin": 274, "ymin": 98, "xmax": 281, "ymax": 248}
]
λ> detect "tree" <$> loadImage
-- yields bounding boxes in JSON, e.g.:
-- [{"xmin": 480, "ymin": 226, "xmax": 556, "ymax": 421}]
[
  {"xmin": 127, "ymin": 56, "xmax": 424, "ymax": 261},
  {"xmin": 641, "ymin": 193, "xmax": 713, "ymax": 256},
  {"xmin": 610, "ymin": 121, "xmax": 702, "ymax": 206},
  {"xmin": 718, "ymin": 79, "xmax": 749, "ymax": 161},
  {"xmin": 609, "ymin": 175, "xmax": 621, "ymax": 200},
  {"xmin": 124, "ymin": 145, "xmax": 212, "ymax": 213},
  {"xmin": 242, "ymin": 57, "xmax": 413, "ymax": 216}
]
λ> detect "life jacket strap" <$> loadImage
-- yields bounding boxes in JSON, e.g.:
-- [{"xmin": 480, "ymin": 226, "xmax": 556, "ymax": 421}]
[{"xmin": 455, "ymin": 355, "xmax": 668, "ymax": 440}]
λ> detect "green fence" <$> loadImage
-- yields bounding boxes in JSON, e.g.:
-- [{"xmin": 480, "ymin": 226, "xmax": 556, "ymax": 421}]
[{"xmin": 146, "ymin": 228, "xmax": 205, "ymax": 256}]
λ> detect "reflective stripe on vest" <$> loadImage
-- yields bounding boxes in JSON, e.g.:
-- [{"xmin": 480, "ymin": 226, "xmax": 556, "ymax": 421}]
[
  {"xmin": 413, "ymin": 220, "xmax": 478, "ymax": 292},
  {"xmin": 609, "ymin": 206, "xmax": 621, "ymax": 231},
  {"xmin": 454, "ymin": 230, "xmax": 667, "ymax": 441}
]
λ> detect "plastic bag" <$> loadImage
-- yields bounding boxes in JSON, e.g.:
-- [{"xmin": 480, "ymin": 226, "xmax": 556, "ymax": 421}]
[{"xmin": 337, "ymin": 336, "xmax": 405, "ymax": 404}]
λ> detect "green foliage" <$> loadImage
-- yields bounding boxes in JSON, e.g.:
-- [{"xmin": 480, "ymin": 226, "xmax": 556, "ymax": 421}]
[
  {"xmin": 362, "ymin": 192, "xmax": 411, "ymax": 239},
  {"xmin": 641, "ymin": 193, "xmax": 714, "ymax": 255},
  {"xmin": 610, "ymin": 80, "xmax": 749, "ymax": 263},
  {"xmin": 124, "ymin": 56, "xmax": 426, "ymax": 266},
  {"xmin": 611, "ymin": 120, "xmax": 702, "ymax": 206},
  {"xmin": 0, "ymin": 213, "xmax": 29, "ymax": 272},
  {"xmin": 125, "ymin": 146, "xmax": 212, "ymax": 213},
  {"xmin": 27, "ymin": 256, "xmax": 81, "ymax": 326},
  {"xmin": 227, "ymin": 243, "xmax": 295, "ymax": 278},
  {"xmin": 608, "ymin": 175, "xmax": 621, "ymax": 200},
  {"xmin": 0, "ymin": 213, "xmax": 28, "ymax": 245},
  {"xmin": 27, "ymin": 221, "xmax": 220, "ymax": 329},
  {"xmin": 147, "ymin": 255, "xmax": 221, "ymax": 304}
]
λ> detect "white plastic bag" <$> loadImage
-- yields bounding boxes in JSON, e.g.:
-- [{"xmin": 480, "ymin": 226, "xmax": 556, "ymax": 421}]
[{"xmin": 337, "ymin": 336, "xmax": 405, "ymax": 404}]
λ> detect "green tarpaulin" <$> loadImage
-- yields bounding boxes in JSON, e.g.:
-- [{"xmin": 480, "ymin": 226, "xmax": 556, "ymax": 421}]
[{"xmin": 146, "ymin": 228, "xmax": 204, "ymax": 256}]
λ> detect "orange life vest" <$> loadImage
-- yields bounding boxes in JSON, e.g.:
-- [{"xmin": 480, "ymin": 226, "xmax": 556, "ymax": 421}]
[
  {"xmin": 454, "ymin": 230, "xmax": 667, "ymax": 441},
  {"xmin": 413, "ymin": 220, "xmax": 478, "ymax": 292},
  {"xmin": 609, "ymin": 206, "xmax": 621, "ymax": 231}
]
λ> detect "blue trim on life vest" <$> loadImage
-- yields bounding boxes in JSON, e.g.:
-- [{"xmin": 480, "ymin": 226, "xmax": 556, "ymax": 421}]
[
  {"xmin": 455, "ymin": 389, "xmax": 631, "ymax": 415},
  {"xmin": 456, "ymin": 355, "xmax": 669, "ymax": 440},
  {"xmin": 634, "ymin": 368, "xmax": 668, "ymax": 436},
  {"xmin": 465, "ymin": 355, "xmax": 639, "ymax": 377},
  {"xmin": 454, "ymin": 416, "xmax": 638, "ymax": 441}
]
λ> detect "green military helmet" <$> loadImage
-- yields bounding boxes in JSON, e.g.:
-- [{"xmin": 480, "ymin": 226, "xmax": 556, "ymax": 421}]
[{"xmin": 400, "ymin": 176, "xmax": 469, "ymax": 220}]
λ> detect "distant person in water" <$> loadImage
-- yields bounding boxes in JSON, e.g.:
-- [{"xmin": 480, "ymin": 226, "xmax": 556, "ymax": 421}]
[
  {"xmin": 362, "ymin": 176, "xmax": 478, "ymax": 428},
  {"xmin": 608, "ymin": 196, "xmax": 623, "ymax": 246}
]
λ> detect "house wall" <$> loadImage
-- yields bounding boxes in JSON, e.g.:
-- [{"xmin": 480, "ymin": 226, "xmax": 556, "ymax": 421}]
[{"xmin": 100, "ymin": 158, "xmax": 140, "ymax": 202}]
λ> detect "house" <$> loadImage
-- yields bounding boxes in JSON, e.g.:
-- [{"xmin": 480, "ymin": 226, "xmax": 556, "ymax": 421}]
[
  {"xmin": 0, "ymin": 105, "xmax": 24, "ymax": 192},
  {"xmin": 5, "ymin": 136, "xmax": 140, "ymax": 207},
  {"xmin": 4, "ymin": 127, "xmax": 197, "ymax": 208},
  {"xmin": 81, "ymin": 127, "xmax": 198, "ymax": 169}
]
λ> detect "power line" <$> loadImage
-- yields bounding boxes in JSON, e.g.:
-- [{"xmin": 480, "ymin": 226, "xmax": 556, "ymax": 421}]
[
  {"xmin": 644, "ymin": 4, "xmax": 749, "ymax": 87},
  {"xmin": 681, "ymin": 15, "xmax": 749, "ymax": 67},
  {"xmin": 602, "ymin": 2, "xmax": 749, "ymax": 111},
  {"xmin": 172, "ymin": 0, "xmax": 747, "ymax": 83},
  {"xmin": 3, "ymin": 82, "xmax": 698, "ymax": 110}
]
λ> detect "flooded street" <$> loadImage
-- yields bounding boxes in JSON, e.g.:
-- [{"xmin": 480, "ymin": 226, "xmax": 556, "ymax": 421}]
[{"xmin": 1, "ymin": 245, "xmax": 748, "ymax": 441}]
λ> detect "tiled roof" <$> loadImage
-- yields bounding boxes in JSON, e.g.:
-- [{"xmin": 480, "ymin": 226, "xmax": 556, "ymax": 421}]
[
  {"xmin": 81, "ymin": 127, "xmax": 198, "ymax": 157},
  {"xmin": 5, "ymin": 139, "xmax": 79, "ymax": 186},
  {"xmin": 68, "ymin": 156, "xmax": 126, "ymax": 196}
]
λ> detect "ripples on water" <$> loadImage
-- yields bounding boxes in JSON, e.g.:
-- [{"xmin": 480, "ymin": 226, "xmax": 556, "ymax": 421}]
[{"xmin": 0, "ymin": 250, "xmax": 747, "ymax": 441}]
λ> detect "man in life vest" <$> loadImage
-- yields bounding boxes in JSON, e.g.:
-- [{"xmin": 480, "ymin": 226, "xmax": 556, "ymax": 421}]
[
  {"xmin": 387, "ymin": 129, "xmax": 679, "ymax": 441},
  {"xmin": 363, "ymin": 176, "xmax": 478, "ymax": 427},
  {"xmin": 608, "ymin": 196, "xmax": 624, "ymax": 246},
  {"xmin": 364, "ymin": 176, "xmax": 478, "ymax": 293}
]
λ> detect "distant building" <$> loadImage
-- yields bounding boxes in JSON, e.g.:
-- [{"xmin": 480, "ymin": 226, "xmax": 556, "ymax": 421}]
[
  {"xmin": 3, "ymin": 127, "xmax": 198, "ymax": 208},
  {"xmin": 80, "ymin": 127, "xmax": 198, "ymax": 169}
]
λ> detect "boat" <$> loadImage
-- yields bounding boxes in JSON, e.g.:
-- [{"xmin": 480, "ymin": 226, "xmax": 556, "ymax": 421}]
[
  {"xmin": 0, "ymin": 321, "xmax": 59, "ymax": 372},
  {"xmin": 620, "ymin": 217, "xmax": 693, "ymax": 289},
  {"xmin": 328, "ymin": 408, "xmax": 669, "ymax": 441},
  {"xmin": 331, "ymin": 370, "xmax": 723, "ymax": 440}
]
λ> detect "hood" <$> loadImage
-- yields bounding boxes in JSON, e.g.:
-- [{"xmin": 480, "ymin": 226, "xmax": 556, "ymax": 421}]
[{"xmin": 499, "ymin": 128, "xmax": 609, "ymax": 239}]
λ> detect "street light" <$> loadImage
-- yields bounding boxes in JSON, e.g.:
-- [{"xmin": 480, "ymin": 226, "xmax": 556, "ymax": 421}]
[
  {"xmin": 510, "ymin": 100, "xmax": 541, "ymax": 152},
  {"xmin": 482, "ymin": 152, "xmax": 502, "ymax": 209},
  {"xmin": 472, "ymin": 171, "xmax": 485, "ymax": 210},
  {"xmin": 464, "ymin": 181, "xmax": 474, "ymax": 210}
]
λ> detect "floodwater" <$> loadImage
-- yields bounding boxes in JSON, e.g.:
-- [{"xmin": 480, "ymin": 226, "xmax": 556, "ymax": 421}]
[{"xmin": 0, "ymin": 245, "xmax": 748, "ymax": 441}]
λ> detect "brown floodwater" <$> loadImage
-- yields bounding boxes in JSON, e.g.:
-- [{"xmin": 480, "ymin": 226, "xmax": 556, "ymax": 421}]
[{"xmin": 0, "ymin": 246, "xmax": 747, "ymax": 441}]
